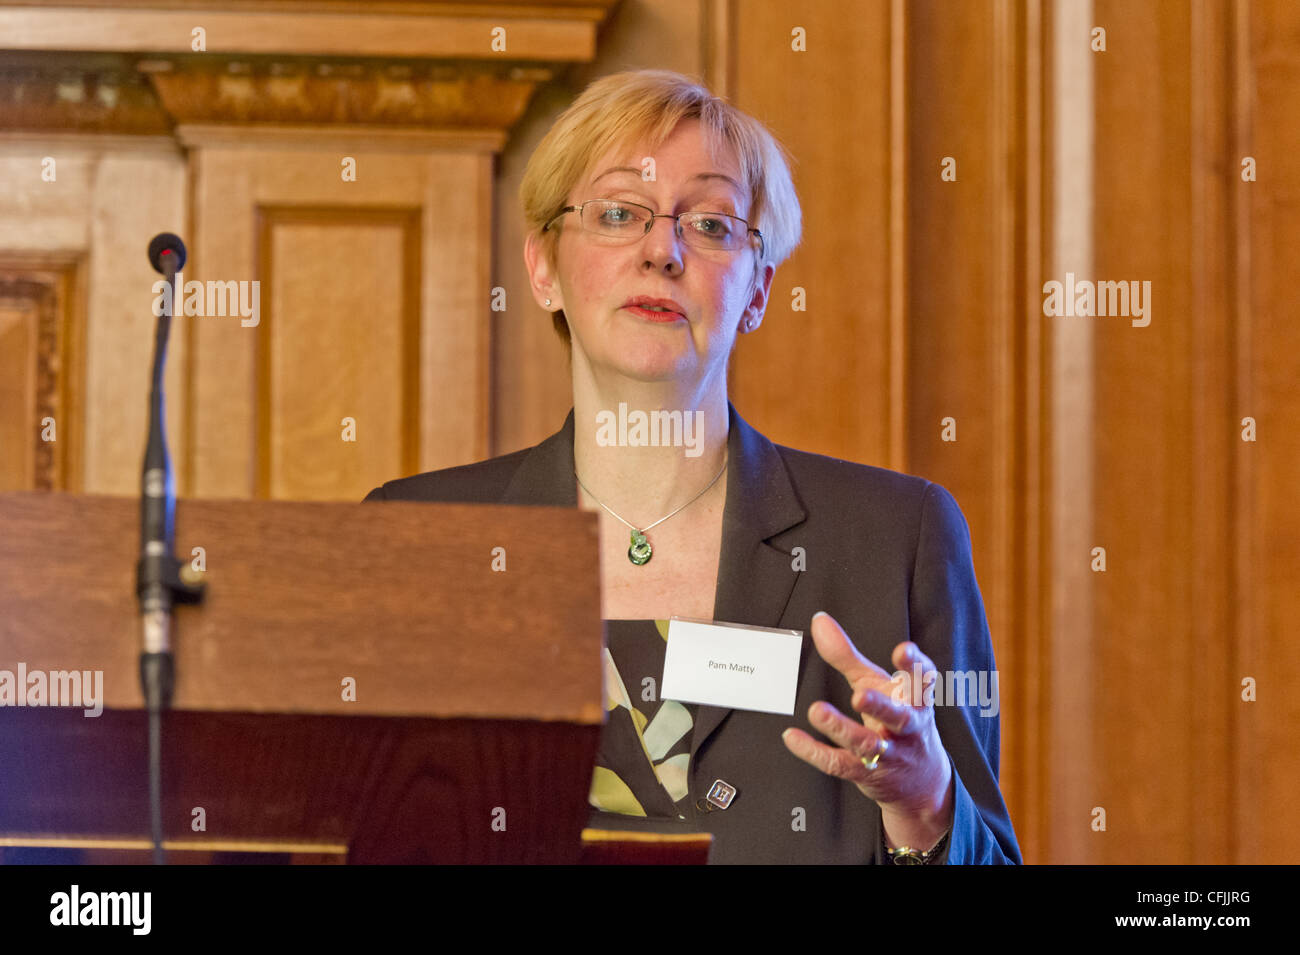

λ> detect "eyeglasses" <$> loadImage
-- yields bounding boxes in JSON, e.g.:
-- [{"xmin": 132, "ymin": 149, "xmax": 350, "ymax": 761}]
[{"xmin": 542, "ymin": 199, "xmax": 765, "ymax": 257}]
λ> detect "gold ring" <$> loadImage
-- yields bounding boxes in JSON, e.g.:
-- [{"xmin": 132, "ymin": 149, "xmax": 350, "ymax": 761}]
[{"xmin": 860, "ymin": 738, "xmax": 889, "ymax": 771}]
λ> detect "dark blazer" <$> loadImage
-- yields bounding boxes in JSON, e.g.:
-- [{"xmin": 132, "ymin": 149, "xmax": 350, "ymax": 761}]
[{"xmin": 365, "ymin": 400, "xmax": 1021, "ymax": 864}]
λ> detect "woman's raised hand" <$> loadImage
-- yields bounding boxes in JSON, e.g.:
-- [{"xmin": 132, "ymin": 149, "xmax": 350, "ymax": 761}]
[{"xmin": 781, "ymin": 611, "xmax": 954, "ymax": 849}]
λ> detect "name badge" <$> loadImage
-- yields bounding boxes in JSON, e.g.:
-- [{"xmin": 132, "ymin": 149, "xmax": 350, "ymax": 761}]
[{"xmin": 661, "ymin": 617, "xmax": 804, "ymax": 715}]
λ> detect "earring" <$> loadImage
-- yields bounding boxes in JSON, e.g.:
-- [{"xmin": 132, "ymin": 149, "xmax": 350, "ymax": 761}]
[{"xmin": 545, "ymin": 298, "xmax": 552, "ymax": 308}]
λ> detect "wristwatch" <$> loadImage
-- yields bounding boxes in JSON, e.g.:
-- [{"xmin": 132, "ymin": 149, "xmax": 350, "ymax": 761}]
[{"xmin": 883, "ymin": 825, "xmax": 950, "ymax": 865}]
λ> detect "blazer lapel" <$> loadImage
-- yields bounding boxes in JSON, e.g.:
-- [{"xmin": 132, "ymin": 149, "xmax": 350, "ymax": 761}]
[
  {"xmin": 693, "ymin": 401, "xmax": 807, "ymax": 757},
  {"xmin": 498, "ymin": 408, "xmax": 578, "ymax": 507},
  {"xmin": 496, "ymin": 400, "xmax": 808, "ymax": 757}
]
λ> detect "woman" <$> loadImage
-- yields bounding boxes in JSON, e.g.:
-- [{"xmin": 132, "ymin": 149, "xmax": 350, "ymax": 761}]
[{"xmin": 367, "ymin": 69, "xmax": 1020, "ymax": 864}]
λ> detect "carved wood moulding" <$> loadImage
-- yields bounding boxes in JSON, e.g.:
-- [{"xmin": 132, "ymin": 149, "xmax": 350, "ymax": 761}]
[
  {"xmin": 143, "ymin": 58, "xmax": 553, "ymax": 128},
  {"xmin": 0, "ymin": 0, "xmax": 619, "ymax": 134},
  {"xmin": 0, "ymin": 53, "xmax": 171, "ymax": 133},
  {"xmin": 0, "ymin": 259, "xmax": 81, "ymax": 491},
  {"xmin": 0, "ymin": 1, "xmax": 618, "ymax": 58}
]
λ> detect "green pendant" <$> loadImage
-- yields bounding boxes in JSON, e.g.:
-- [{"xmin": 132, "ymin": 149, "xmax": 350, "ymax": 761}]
[{"xmin": 628, "ymin": 529, "xmax": 652, "ymax": 565}]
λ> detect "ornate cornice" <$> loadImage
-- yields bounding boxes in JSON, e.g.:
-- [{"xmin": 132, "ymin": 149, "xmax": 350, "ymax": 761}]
[
  {"xmin": 0, "ymin": 0, "xmax": 618, "ymax": 58},
  {"xmin": 0, "ymin": 55, "xmax": 171, "ymax": 133},
  {"xmin": 0, "ymin": 0, "xmax": 618, "ymax": 137},
  {"xmin": 143, "ymin": 58, "xmax": 551, "ymax": 128}
]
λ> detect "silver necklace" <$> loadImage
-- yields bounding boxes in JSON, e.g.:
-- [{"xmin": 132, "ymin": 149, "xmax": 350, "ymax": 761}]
[{"xmin": 574, "ymin": 452, "xmax": 728, "ymax": 565}]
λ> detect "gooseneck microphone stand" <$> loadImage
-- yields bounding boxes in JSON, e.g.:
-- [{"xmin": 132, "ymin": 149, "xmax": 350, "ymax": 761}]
[{"xmin": 138, "ymin": 233, "xmax": 205, "ymax": 864}]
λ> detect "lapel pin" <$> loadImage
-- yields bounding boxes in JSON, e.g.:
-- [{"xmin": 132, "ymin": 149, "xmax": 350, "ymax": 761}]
[{"xmin": 702, "ymin": 778, "xmax": 737, "ymax": 811}]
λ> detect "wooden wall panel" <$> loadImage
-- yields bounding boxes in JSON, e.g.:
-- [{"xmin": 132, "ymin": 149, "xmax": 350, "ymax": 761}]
[
  {"xmin": 1091, "ymin": 0, "xmax": 1202, "ymax": 865},
  {"xmin": 184, "ymin": 132, "xmax": 492, "ymax": 499},
  {"xmin": 0, "ymin": 138, "xmax": 185, "ymax": 495},
  {"xmin": 1185, "ymin": 0, "xmax": 1236, "ymax": 868},
  {"xmin": 256, "ymin": 208, "xmax": 420, "ymax": 501},
  {"xmin": 900, "ymin": 0, "xmax": 1041, "ymax": 861},
  {"xmin": 1088, "ymin": 0, "xmax": 1187, "ymax": 863},
  {"xmin": 728, "ymin": 0, "xmax": 894, "ymax": 467},
  {"xmin": 0, "ymin": 281, "xmax": 39, "ymax": 489},
  {"xmin": 1074, "ymin": 0, "xmax": 1300, "ymax": 863},
  {"xmin": 1242, "ymin": 0, "xmax": 1300, "ymax": 864},
  {"xmin": 1039, "ymin": 0, "xmax": 1096, "ymax": 868}
]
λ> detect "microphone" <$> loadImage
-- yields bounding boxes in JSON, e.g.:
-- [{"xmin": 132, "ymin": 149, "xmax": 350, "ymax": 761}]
[
  {"xmin": 139, "ymin": 232, "xmax": 191, "ymax": 684},
  {"xmin": 147, "ymin": 232, "xmax": 187, "ymax": 275},
  {"xmin": 137, "ymin": 232, "xmax": 204, "ymax": 863}
]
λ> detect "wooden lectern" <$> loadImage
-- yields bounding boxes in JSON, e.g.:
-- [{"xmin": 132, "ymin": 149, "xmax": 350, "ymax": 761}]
[{"xmin": 0, "ymin": 492, "xmax": 710, "ymax": 864}]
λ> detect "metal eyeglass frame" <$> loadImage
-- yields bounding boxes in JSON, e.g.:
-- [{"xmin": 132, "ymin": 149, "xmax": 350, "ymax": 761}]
[{"xmin": 542, "ymin": 198, "xmax": 765, "ymax": 259}]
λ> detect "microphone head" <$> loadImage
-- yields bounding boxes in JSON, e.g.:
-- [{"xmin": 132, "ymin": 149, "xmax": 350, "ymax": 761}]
[{"xmin": 148, "ymin": 233, "xmax": 187, "ymax": 274}]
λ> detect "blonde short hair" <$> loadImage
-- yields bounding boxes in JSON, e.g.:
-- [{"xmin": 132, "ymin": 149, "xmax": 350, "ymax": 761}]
[{"xmin": 520, "ymin": 69, "xmax": 803, "ymax": 348}]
